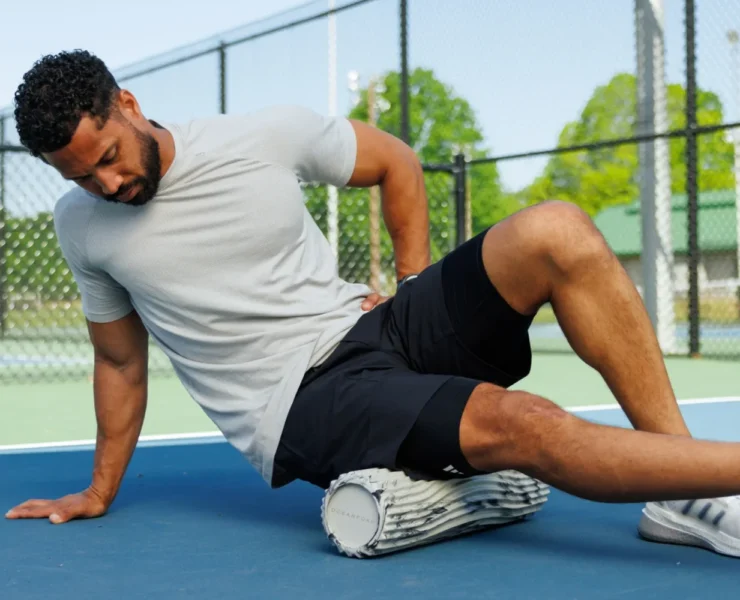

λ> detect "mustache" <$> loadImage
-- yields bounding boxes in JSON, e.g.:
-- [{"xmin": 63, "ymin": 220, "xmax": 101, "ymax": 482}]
[{"xmin": 104, "ymin": 180, "xmax": 141, "ymax": 203}]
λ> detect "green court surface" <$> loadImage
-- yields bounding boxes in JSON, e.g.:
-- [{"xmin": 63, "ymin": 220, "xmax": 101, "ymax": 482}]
[{"xmin": 1, "ymin": 352, "xmax": 737, "ymax": 447}]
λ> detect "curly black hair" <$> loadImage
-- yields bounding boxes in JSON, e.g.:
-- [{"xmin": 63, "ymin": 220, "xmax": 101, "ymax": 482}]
[{"xmin": 14, "ymin": 50, "xmax": 120, "ymax": 157}]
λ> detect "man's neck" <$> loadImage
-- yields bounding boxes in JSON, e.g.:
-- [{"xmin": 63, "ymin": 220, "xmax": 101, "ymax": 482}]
[{"xmin": 149, "ymin": 119, "xmax": 175, "ymax": 178}]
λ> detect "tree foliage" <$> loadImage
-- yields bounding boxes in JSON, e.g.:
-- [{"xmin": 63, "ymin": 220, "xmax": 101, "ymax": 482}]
[
  {"xmin": 517, "ymin": 73, "xmax": 735, "ymax": 215},
  {"xmin": 10, "ymin": 71, "xmax": 734, "ymax": 303},
  {"xmin": 328, "ymin": 67, "xmax": 504, "ymax": 285},
  {"xmin": 3, "ymin": 212, "xmax": 77, "ymax": 301}
]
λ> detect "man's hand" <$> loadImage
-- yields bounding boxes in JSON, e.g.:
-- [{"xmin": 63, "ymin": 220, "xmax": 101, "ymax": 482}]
[
  {"xmin": 361, "ymin": 293, "xmax": 391, "ymax": 311},
  {"xmin": 5, "ymin": 487, "xmax": 109, "ymax": 524}
]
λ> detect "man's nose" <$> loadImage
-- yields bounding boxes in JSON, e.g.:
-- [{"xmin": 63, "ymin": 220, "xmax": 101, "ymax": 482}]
[{"xmin": 95, "ymin": 169, "xmax": 123, "ymax": 196}]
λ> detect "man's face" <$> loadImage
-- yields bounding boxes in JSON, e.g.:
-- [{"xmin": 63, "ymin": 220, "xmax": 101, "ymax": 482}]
[{"xmin": 43, "ymin": 104, "xmax": 162, "ymax": 206}]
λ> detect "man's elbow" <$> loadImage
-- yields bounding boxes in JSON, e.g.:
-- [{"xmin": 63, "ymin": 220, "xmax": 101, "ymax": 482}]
[
  {"xmin": 399, "ymin": 141, "xmax": 422, "ymax": 169},
  {"xmin": 95, "ymin": 354, "xmax": 148, "ymax": 386},
  {"xmin": 385, "ymin": 142, "xmax": 424, "ymax": 186}
]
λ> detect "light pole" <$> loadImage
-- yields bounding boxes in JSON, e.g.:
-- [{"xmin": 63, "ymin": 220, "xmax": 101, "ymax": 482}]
[
  {"xmin": 348, "ymin": 71, "xmax": 389, "ymax": 292},
  {"xmin": 635, "ymin": 0, "xmax": 676, "ymax": 353},
  {"xmin": 727, "ymin": 30, "xmax": 740, "ymax": 314},
  {"xmin": 327, "ymin": 0, "xmax": 339, "ymax": 258}
]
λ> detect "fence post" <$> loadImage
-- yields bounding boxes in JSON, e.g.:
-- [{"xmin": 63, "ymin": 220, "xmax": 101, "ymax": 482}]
[
  {"xmin": 399, "ymin": 0, "xmax": 410, "ymax": 145},
  {"xmin": 219, "ymin": 42, "xmax": 227, "ymax": 114},
  {"xmin": 454, "ymin": 153, "xmax": 467, "ymax": 247},
  {"xmin": 685, "ymin": 0, "xmax": 700, "ymax": 357},
  {"xmin": 0, "ymin": 117, "xmax": 6, "ymax": 338},
  {"xmin": 635, "ymin": 0, "xmax": 676, "ymax": 354}
]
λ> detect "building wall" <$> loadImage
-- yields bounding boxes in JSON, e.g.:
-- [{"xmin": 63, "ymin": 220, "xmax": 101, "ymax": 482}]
[{"xmin": 621, "ymin": 250, "xmax": 738, "ymax": 294}]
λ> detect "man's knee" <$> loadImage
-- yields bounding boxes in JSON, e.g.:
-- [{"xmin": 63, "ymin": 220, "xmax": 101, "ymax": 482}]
[
  {"xmin": 528, "ymin": 200, "xmax": 613, "ymax": 276},
  {"xmin": 494, "ymin": 200, "xmax": 612, "ymax": 276},
  {"xmin": 459, "ymin": 383, "xmax": 569, "ymax": 473},
  {"xmin": 481, "ymin": 200, "xmax": 615, "ymax": 313}
]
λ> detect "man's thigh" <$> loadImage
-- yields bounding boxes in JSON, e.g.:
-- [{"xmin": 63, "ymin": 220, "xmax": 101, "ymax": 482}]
[
  {"xmin": 273, "ymin": 230, "xmax": 536, "ymax": 489},
  {"xmin": 389, "ymin": 228, "xmax": 535, "ymax": 387}
]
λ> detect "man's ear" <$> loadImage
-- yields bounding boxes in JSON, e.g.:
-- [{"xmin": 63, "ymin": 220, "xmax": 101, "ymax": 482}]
[{"xmin": 116, "ymin": 89, "xmax": 143, "ymax": 121}]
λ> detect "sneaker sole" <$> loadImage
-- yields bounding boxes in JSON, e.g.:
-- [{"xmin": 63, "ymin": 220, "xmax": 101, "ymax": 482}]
[{"xmin": 638, "ymin": 503, "xmax": 740, "ymax": 558}]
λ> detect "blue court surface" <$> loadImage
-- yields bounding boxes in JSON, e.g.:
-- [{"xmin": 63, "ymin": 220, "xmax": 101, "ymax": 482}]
[{"xmin": 3, "ymin": 400, "xmax": 740, "ymax": 599}]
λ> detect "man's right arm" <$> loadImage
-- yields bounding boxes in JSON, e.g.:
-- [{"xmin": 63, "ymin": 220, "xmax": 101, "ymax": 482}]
[
  {"xmin": 5, "ymin": 310, "xmax": 148, "ymax": 524},
  {"xmin": 87, "ymin": 310, "xmax": 149, "ymax": 510}
]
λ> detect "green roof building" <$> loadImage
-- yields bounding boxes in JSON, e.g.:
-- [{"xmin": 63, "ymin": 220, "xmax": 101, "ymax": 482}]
[{"xmin": 593, "ymin": 190, "xmax": 739, "ymax": 293}]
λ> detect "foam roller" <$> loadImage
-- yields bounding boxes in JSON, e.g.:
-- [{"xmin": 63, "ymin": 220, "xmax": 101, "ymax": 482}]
[{"xmin": 321, "ymin": 468, "xmax": 549, "ymax": 558}]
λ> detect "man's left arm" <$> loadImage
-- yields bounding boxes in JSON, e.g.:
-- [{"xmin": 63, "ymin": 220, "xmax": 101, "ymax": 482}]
[
  {"xmin": 259, "ymin": 106, "xmax": 430, "ymax": 285},
  {"xmin": 345, "ymin": 120, "xmax": 431, "ymax": 282}
]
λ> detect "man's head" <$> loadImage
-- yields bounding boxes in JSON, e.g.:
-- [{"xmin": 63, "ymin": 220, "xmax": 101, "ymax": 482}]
[{"xmin": 14, "ymin": 50, "xmax": 163, "ymax": 206}]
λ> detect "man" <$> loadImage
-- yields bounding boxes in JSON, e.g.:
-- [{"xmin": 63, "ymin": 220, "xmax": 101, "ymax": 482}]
[{"xmin": 5, "ymin": 50, "xmax": 740, "ymax": 558}]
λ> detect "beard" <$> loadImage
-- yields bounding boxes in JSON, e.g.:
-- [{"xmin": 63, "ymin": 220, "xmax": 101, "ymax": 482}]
[{"xmin": 104, "ymin": 128, "xmax": 162, "ymax": 206}]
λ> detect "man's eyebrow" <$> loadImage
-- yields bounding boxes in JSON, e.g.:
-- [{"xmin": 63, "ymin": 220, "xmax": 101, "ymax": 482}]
[{"xmin": 66, "ymin": 143, "xmax": 116, "ymax": 181}]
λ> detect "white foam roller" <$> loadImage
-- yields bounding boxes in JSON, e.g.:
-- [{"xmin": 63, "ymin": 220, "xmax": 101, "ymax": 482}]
[{"xmin": 321, "ymin": 468, "xmax": 549, "ymax": 558}]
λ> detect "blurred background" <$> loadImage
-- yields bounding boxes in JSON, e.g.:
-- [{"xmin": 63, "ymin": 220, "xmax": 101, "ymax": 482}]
[{"xmin": 0, "ymin": 0, "xmax": 738, "ymax": 446}]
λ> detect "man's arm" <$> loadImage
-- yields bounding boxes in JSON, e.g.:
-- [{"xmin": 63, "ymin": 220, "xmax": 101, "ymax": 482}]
[
  {"xmin": 87, "ymin": 310, "xmax": 149, "ymax": 508},
  {"xmin": 244, "ymin": 106, "xmax": 430, "ymax": 281},
  {"xmin": 346, "ymin": 120, "xmax": 431, "ymax": 281},
  {"xmin": 6, "ymin": 310, "xmax": 148, "ymax": 523}
]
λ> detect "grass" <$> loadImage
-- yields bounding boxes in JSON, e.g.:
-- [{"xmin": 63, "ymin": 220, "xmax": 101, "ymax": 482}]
[
  {"xmin": 3, "ymin": 295, "xmax": 739, "ymax": 335},
  {"xmin": 533, "ymin": 298, "xmax": 740, "ymax": 325},
  {"xmin": 4, "ymin": 300, "xmax": 86, "ymax": 333},
  {"xmin": 674, "ymin": 296, "xmax": 740, "ymax": 323}
]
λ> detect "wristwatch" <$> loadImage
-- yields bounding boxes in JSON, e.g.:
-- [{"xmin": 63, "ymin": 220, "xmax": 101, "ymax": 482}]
[{"xmin": 397, "ymin": 274, "xmax": 419, "ymax": 289}]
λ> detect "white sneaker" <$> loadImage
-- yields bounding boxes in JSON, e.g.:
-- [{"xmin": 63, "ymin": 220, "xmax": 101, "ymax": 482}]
[{"xmin": 638, "ymin": 497, "xmax": 740, "ymax": 557}]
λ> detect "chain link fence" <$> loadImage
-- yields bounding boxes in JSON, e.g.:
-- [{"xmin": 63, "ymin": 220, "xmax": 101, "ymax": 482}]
[
  {"xmin": 0, "ymin": 145, "xmax": 176, "ymax": 382},
  {"xmin": 457, "ymin": 0, "xmax": 739, "ymax": 360},
  {"xmin": 690, "ymin": 128, "xmax": 740, "ymax": 356},
  {"xmin": 1, "ymin": 0, "xmax": 739, "ymax": 385},
  {"xmin": 476, "ymin": 136, "xmax": 740, "ymax": 359},
  {"xmin": 0, "ymin": 141, "xmax": 461, "ymax": 383},
  {"xmin": 303, "ymin": 168, "xmax": 457, "ymax": 296}
]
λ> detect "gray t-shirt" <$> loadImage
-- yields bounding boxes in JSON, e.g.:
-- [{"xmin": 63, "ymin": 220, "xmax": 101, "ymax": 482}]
[{"xmin": 53, "ymin": 105, "xmax": 372, "ymax": 484}]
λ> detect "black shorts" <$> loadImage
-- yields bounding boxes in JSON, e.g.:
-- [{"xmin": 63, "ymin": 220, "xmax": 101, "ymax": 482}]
[{"xmin": 271, "ymin": 229, "xmax": 535, "ymax": 489}]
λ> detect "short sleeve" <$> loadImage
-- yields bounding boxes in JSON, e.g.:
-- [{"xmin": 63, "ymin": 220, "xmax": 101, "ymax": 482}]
[
  {"xmin": 53, "ymin": 194, "xmax": 134, "ymax": 323},
  {"xmin": 253, "ymin": 105, "xmax": 358, "ymax": 187}
]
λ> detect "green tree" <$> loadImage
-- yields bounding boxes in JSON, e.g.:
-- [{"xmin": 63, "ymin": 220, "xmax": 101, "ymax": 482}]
[
  {"xmin": 328, "ymin": 67, "xmax": 505, "ymax": 287},
  {"xmin": 518, "ymin": 73, "xmax": 735, "ymax": 215}
]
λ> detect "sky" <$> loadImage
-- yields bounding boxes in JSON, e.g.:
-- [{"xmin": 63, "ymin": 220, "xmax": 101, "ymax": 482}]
[{"xmin": 1, "ymin": 0, "xmax": 739, "ymax": 215}]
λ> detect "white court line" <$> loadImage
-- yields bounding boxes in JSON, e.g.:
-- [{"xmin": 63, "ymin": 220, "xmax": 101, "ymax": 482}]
[
  {"xmin": 1, "ymin": 396, "xmax": 739, "ymax": 455},
  {"xmin": 569, "ymin": 395, "xmax": 740, "ymax": 413},
  {"xmin": 0, "ymin": 431, "xmax": 225, "ymax": 455}
]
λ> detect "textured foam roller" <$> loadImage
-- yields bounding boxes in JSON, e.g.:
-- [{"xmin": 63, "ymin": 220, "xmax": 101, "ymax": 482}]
[{"xmin": 321, "ymin": 468, "xmax": 549, "ymax": 558}]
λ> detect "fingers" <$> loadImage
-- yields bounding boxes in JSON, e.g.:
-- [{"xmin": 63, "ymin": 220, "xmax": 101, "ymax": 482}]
[
  {"xmin": 6, "ymin": 497, "xmax": 87, "ymax": 524},
  {"xmin": 48, "ymin": 510, "xmax": 73, "ymax": 525},
  {"xmin": 5, "ymin": 499, "xmax": 55, "ymax": 519},
  {"xmin": 44, "ymin": 497, "xmax": 85, "ymax": 524},
  {"xmin": 361, "ymin": 294, "xmax": 380, "ymax": 311},
  {"xmin": 361, "ymin": 294, "xmax": 391, "ymax": 311}
]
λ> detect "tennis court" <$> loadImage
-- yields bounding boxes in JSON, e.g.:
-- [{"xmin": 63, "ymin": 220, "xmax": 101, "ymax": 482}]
[
  {"xmin": 2, "ymin": 353, "xmax": 739, "ymax": 599},
  {"xmin": 2, "ymin": 397, "xmax": 739, "ymax": 599},
  {"xmin": 1, "ymin": 1, "xmax": 739, "ymax": 597}
]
